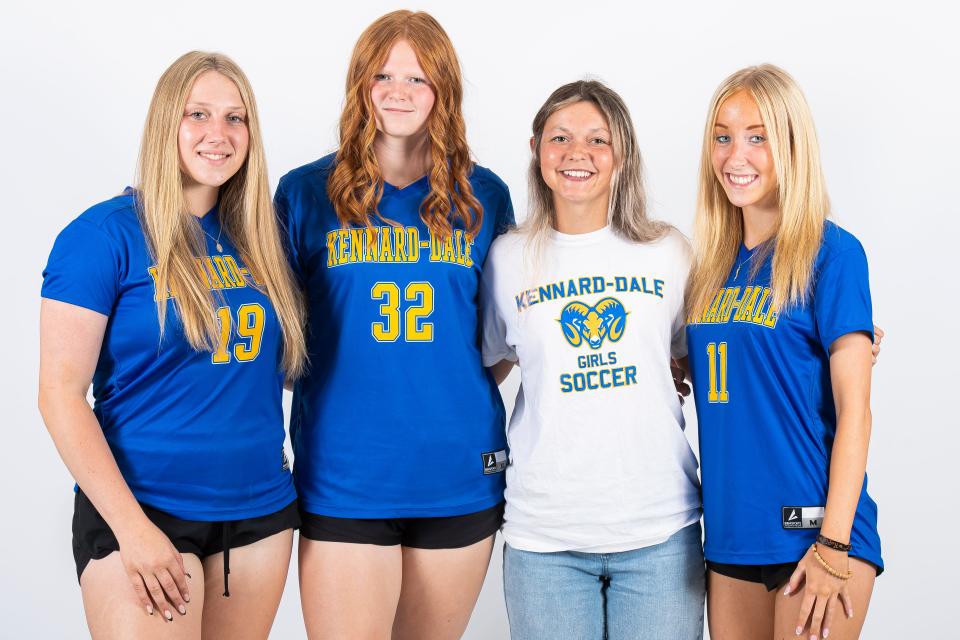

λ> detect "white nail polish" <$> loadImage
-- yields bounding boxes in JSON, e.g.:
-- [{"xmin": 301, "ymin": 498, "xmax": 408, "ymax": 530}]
[{"xmin": 795, "ymin": 627, "xmax": 803, "ymax": 636}]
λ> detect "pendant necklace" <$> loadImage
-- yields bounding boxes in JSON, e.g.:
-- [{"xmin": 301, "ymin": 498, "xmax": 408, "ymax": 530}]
[
  {"xmin": 203, "ymin": 224, "xmax": 224, "ymax": 253},
  {"xmin": 733, "ymin": 250, "xmax": 755, "ymax": 280}
]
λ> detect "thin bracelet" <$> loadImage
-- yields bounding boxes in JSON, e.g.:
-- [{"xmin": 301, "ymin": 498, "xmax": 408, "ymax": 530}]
[
  {"xmin": 811, "ymin": 544, "xmax": 853, "ymax": 580},
  {"xmin": 816, "ymin": 533, "xmax": 852, "ymax": 552}
]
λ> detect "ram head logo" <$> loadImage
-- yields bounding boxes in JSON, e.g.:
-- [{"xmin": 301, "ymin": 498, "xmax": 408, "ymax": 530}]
[{"xmin": 559, "ymin": 297, "xmax": 628, "ymax": 349}]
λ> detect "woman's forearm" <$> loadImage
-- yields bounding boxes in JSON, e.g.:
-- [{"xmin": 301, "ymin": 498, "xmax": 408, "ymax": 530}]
[
  {"xmin": 820, "ymin": 333, "xmax": 874, "ymax": 543},
  {"xmin": 821, "ymin": 407, "xmax": 871, "ymax": 543},
  {"xmin": 39, "ymin": 390, "xmax": 147, "ymax": 535}
]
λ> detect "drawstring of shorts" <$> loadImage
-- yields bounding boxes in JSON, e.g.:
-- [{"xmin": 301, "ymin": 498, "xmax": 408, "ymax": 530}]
[{"xmin": 222, "ymin": 521, "xmax": 233, "ymax": 597}]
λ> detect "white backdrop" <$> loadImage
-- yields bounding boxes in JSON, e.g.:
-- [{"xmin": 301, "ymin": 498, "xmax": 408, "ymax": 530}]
[{"xmin": 3, "ymin": 1, "xmax": 956, "ymax": 637}]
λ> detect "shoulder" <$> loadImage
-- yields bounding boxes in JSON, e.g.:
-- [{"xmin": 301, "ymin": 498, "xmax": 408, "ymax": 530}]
[
  {"xmin": 488, "ymin": 229, "xmax": 528, "ymax": 265},
  {"xmin": 468, "ymin": 163, "xmax": 511, "ymax": 202},
  {"xmin": 626, "ymin": 225, "xmax": 692, "ymax": 264},
  {"xmin": 818, "ymin": 220, "xmax": 867, "ymax": 264},
  {"xmin": 66, "ymin": 191, "xmax": 140, "ymax": 242},
  {"xmin": 277, "ymin": 153, "xmax": 336, "ymax": 194}
]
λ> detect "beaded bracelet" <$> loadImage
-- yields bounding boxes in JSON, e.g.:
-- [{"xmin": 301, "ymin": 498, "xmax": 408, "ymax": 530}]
[
  {"xmin": 811, "ymin": 544, "xmax": 853, "ymax": 580},
  {"xmin": 816, "ymin": 533, "xmax": 852, "ymax": 552}
]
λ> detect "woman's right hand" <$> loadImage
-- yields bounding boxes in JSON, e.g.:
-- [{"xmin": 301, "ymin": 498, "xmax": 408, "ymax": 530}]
[{"xmin": 115, "ymin": 519, "xmax": 191, "ymax": 620}]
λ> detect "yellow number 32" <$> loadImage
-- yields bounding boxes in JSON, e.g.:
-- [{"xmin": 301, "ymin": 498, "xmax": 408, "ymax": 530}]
[{"xmin": 371, "ymin": 282, "xmax": 435, "ymax": 343}]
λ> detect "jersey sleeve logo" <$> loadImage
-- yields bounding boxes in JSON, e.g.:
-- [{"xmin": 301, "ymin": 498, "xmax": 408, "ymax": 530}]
[{"xmin": 559, "ymin": 297, "xmax": 627, "ymax": 349}]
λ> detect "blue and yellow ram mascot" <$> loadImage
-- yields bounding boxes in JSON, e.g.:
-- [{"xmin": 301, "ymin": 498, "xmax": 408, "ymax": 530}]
[{"xmin": 559, "ymin": 297, "xmax": 628, "ymax": 350}]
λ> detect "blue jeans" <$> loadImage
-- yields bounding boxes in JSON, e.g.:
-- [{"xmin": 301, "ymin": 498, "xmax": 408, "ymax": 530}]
[{"xmin": 503, "ymin": 522, "xmax": 705, "ymax": 639}]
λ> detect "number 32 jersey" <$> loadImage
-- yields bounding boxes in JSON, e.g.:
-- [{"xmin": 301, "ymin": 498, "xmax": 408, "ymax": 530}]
[
  {"xmin": 685, "ymin": 221, "xmax": 882, "ymax": 570},
  {"xmin": 276, "ymin": 154, "xmax": 514, "ymax": 518}
]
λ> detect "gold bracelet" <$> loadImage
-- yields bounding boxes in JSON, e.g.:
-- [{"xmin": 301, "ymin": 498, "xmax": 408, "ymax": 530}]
[{"xmin": 810, "ymin": 544, "xmax": 853, "ymax": 580}]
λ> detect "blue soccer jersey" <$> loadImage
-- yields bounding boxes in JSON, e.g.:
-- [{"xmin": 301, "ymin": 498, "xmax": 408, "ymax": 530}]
[
  {"xmin": 42, "ymin": 191, "xmax": 296, "ymax": 520},
  {"xmin": 686, "ymin": 221, "xmax": 882, "ymax": 569},
  {"xmin": 276, "ymin": 154, "xmax": 514, "ymax": 518}
]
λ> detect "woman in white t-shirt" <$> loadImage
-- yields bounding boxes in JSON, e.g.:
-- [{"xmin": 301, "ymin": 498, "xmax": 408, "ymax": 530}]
[{"xmin": 482, "ymin": 80, "xmax": 704, "ymax": 638}]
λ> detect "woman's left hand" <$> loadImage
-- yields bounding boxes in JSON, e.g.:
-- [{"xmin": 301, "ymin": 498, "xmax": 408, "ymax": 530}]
[{"xmin": 783, "ymin": 545, "xmax": 854, "ymax": 639}]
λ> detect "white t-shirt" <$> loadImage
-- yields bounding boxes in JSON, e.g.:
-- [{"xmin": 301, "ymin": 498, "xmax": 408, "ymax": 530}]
[{"xmin": 482, "ymin": 225, "xmax": 701, "ymax": 553}]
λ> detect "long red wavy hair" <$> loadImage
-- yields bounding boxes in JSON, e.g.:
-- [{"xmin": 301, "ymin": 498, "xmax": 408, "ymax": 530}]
[{"xmin": 328, "ymin": 10, "xmax": 482, "ymax": 237}]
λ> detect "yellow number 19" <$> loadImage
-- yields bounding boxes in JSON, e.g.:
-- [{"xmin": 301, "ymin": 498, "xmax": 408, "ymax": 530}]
[
  {"xmin": 212, "ymin": 303, "xmax": 265, "ymax": 364},
  {"xmin": 706, "ymin": 341, "xmax": 729, "ymax": 403}
]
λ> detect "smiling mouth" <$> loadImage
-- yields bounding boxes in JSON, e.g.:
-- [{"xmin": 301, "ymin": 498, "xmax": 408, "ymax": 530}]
[
  {"xmin": 726, "ymin": 173, "xmax": 758, "ymax": 187},
  {"xmin": 383, "ymin": 107, "xmax": 414, "ymax": 113},
  {"xmin": 199, "ymin": 152, "xmax": 230, "ymax": 162},
  {"xmin": 560, "ymin": 169, "xmax": 594, "ymax": 181}
]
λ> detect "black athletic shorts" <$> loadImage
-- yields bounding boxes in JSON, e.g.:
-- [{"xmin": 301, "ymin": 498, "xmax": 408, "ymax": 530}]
[
  {"xmin": 72, "ymin": 490, "xmax": 299, "ymax": 595},
  {"xmin": 707, "ymin": 560, "xmax": 799, "ymax": 591},
  {"xmin": 708, "ymin": 556, "xmax": 882, "ymax": 592},
  {"xmin": 299, "ymin": 502, "xmax": 504, "ymax": 549}
]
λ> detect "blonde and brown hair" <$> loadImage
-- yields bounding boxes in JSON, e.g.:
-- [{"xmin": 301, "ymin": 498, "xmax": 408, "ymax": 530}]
[
  {"xmin": 687, "ymin": 64, "xmax": 830, "ymax": 318},
  {"xmin": 524, "ymin": 80, "xmax": 668, "ymax": 250},
  {"xmin": 137, "ymin": 50, "xmax": 307, "ymax": 377},
  {"xmin": 327, "ymin": 9, "xmax": 482, "ymax": 237}
]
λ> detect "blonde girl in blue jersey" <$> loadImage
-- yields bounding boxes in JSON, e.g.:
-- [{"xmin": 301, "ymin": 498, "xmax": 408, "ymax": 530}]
[
  {"xmin": 685, "ymin": 65, "xmax": 880, "ymax": 640},
  {"xmin": 39, "ymin": 52, "xmax": 306, "ymax": 639}
]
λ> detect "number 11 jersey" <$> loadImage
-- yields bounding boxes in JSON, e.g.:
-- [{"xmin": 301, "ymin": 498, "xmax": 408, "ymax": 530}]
[
  {"xmin": 685, "ymin": 221, "xmax": 882, "ymax": 570},
  {"xmin": 276, "ymin": 154, "xmax": 514, "ymax": 518}
]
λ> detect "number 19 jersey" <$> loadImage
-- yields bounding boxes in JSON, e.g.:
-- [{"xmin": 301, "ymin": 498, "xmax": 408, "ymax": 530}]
[
  {"xmin": 685, "ymin": 222, "xmax": 883, "ymax": 570},
  {"xmin": 276, "ymin": 154, "xmax": 514, "ymax": 518}
]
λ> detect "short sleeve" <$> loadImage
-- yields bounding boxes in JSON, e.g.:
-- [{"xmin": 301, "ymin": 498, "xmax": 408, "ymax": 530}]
[
  {"xmin": 814, "ymin": 242, "xmax": 873, "ymax": 354},
  {"xmin": 669, "ymin": 232, "xmax": 693, "ymax": 359},
  {"xmin": 493, "ymin": 184, "xmax": 515, "ymax": 238},
  {"xmin": 274, "ymin": 181, "xmax": 304, "ymax": 284},
  {"xmin": 41, "ymin": 219, "xmax": 119, "ymax": 316},
  {"xmin": 480, "ymin": 247, "xmax": 517, "ymax": 367}
]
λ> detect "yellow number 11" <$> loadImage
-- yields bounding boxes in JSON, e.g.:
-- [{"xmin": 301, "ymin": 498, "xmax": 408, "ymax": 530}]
[{"xmin": 706, "ymin": 342, "xmax": 729, "ymax": 403}]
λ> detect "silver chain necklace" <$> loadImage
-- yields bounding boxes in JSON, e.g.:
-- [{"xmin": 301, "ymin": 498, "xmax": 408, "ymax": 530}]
[{"xmin": 202, "ymin": 224, "xmax": 224, "ymax": 253}]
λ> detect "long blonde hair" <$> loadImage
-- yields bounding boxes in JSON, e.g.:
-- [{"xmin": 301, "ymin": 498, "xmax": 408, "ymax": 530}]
[
  {"xmin": 524, "ymin": 80, "xmax": 668, "ymax": 252},
  {"xmin": 687, "ymin": 64, "xmax": 829, "ymax": 318},
  {"xmin": 327, "ymin": 10, "xmax": 482, "ymax": 238},
  {"xmin": 137, "ymin": 51, "xmax": 307, "ymax": 378}
]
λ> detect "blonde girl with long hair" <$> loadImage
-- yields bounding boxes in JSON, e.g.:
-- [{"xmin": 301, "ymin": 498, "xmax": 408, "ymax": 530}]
[
  {"xmin": 482, "ymin": 80, "xmax": 705, "ymax": 639},
  {"xmin": 39, "ymin": 51, "xmax": 306, "ymax": 640},
  {"xmin": 684, "ymin": 64, "xmax": 881, "ymax": 640},
  {"xmin": 273, "ymin": 10, "xmax": 514, "ymax": 639}
]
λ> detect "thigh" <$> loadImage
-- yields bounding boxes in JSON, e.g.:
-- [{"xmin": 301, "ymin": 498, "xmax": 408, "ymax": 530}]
[
  {"xmin": 298, "ymin": 537, "xmax": 402, "ymax": 640},
  {"xmin": 706, "ymin": 569, "xmax": 776, "ymax": 640},
  {"xmin": 80, "ymin": 550, "xmax": 205, "ymax": 640},
  {"xmin": 774, "ymin": 557, "xmax": 876, "ymax": 639},
  {"xmin": 392, "ymin": 534, "xmax": 495, "ymax": 640},
  {"xmin": 200, "ymin": 529, "xmax": 293, "ymax": 640},
  {"xmin": 605, "ymin": 524, "xmax": 705, "ymax": 640},
  {"xmin": 502, "ymin": 544, "xmax": 605, "ymax": 640}
]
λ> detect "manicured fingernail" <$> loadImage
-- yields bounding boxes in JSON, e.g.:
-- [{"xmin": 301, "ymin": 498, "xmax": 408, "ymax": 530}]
[
  {"xmin": 164, "ymin": 610, "xmax": 173, "ymax": 621},
  {"xmin": 795, "ymin": 627, "xmax": 803, "ymax": 636},
  {"xmin": 178, "ymin": 604, "xmax": 186, "ymax": 615},
  {"xmin": 783, "ymin": 585, "xmax": 792, "ymax": 595},
  {"xmin": 848, "ymin": 610, "xmax": 854, "ymax": 618},
  {"xmin": 810, "ymin": 635, "xmax": 818, "ymax": 640},
  {"xmin": 184, "ymin": 593, "xmax": 191, "ymax": 602},
  {"xmin": 146, "ymin": 605, "xmax": 154, "ymax": 616},
  {"xmin": 824, "ymin": 629, "xmax": 830, "ymax": 638}
]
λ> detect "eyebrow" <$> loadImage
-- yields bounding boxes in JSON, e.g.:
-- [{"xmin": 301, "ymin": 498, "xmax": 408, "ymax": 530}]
[
  {"xmin": 185, "ymin": 102, "xmax": 246, "ymax": 111},
  {"xmin": 550, "ymin": 126, "xmax": 611, "ymax": 135},
  {"xmin": 714, "ymin": 122, "xmax": 765, "ymax": 130}
]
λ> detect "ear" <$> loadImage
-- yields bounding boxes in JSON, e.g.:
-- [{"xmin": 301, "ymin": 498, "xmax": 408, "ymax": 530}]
[{"xmin": 529, "ymin": 136, "xmax": 536, "ymax": 154}]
